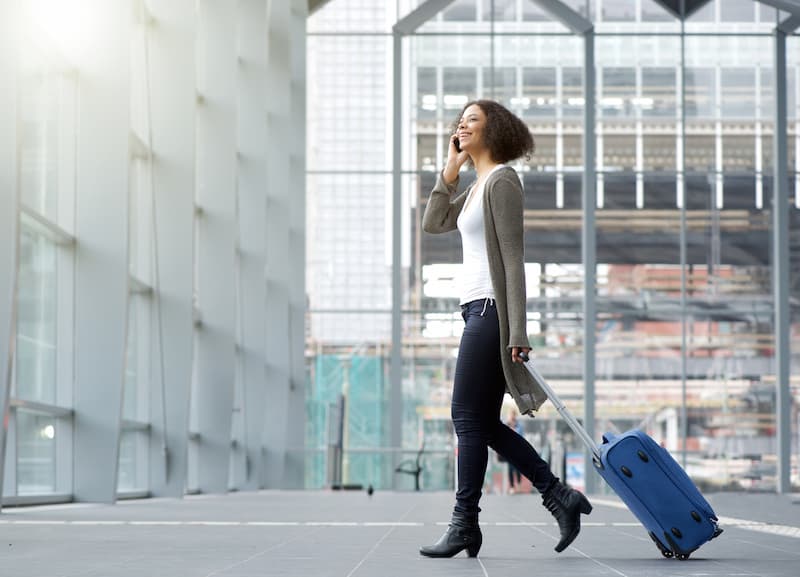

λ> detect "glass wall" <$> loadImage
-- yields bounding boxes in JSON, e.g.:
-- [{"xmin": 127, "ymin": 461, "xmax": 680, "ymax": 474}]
[
  {"xmin": 118, "ymin": 19, "xmax": 154, "ymax": 494},
  {"xmin": 9, "ymin": 34, "xmax": 78, "ymax": 499},
  {"xmin": 3, "ymin": 0, "xmax": 307, "ymax": 504},
  {"xmin": 307, "ymin": 0, "xmax": 800, "ymax": 492}
]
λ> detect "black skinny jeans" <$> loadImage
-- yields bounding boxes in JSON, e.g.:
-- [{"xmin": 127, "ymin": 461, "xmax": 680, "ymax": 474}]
[{"xmin": 452, "ymin": 299, "xmax": 556, "ymax": 516}]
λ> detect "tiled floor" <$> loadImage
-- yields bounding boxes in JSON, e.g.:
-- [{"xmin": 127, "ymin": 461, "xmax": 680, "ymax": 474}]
[{"xmin": 1, "ymin": 490, "xmax": 798, "ymax": 576}]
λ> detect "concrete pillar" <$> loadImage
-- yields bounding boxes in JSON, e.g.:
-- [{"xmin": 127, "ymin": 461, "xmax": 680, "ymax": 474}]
[
  {"xmin": 264, "ymin": 0, "xmax": 307, "ymax": 488},
  {"xmin": 73, "ymin": 0, "xmax": 131, "ymax": 503},
  {"xmin": 235, "ymin": 0, "xmax": 268, "ymax": 490},
  {"xmin": 193, "ymin": 0, "xmax": 238, "ymax": 494},
  {"xmin": 286, "ymin": 0, "xmax": 308, "ymax": 488},
  {"xmin": 144, "ymin": 0, "xmax": 197, "ymax": 498}
]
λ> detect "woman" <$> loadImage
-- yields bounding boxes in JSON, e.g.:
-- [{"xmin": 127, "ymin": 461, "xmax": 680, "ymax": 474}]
[{"xmin": 419, "ymin": 100, "xmax": 592, "ymax": 558}]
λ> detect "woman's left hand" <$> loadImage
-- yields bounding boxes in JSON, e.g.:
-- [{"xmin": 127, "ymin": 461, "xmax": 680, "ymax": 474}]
[{"xmin": 511, "ymin": 347, "xmax": 531, "ymax": 363}]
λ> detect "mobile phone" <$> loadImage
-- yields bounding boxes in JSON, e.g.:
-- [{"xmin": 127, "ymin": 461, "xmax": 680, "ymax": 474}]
[{"xmin": 454, "ymin": 137, "xmax": 461, "ymax": 152}]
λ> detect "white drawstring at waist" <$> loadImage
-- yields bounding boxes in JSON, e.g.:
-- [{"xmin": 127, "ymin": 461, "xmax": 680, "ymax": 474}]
[{"xmin": 480, "ymin": 297, "xmax": 495, "ymax": 316}]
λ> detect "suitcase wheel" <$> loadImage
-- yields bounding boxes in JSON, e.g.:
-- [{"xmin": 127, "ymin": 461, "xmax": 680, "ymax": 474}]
[
  {"xmin": 648, "ymin": 532, "xmax": 673, "ymax": 558},
  {"xmin": 691, "ymin": 511, "xmax": 701, "ymax": 523},
  {"xmin": 676, "ymin": 553, "xmax": 690, "ymax": 560},
  {"xmin": 620, "ymin": 465, "xmax": 633, "ymax": 478},
  {"xmin": 637, "ymin": 450, "xmax": 649, "ymax": 462}
]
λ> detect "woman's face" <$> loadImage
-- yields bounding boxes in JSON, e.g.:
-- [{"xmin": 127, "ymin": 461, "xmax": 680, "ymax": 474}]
[{"xmin": 456, "ymin": 104, "xmax": 487, "ymax": 154}]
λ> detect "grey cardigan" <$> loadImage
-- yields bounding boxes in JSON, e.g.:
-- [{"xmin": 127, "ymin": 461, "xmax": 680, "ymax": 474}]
[{"xmin": 422, "ymin": 167, "xmax": 548, "ymax": 414}]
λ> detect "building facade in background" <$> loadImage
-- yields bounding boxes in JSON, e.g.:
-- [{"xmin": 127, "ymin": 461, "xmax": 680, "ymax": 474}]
[{"xmin": 306, "ymin": 0, "xmax": 800, "ymax": 492}]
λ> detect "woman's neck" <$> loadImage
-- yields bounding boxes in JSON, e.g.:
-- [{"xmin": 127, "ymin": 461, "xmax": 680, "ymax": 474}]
[{"xmin": 471, "ymin": 150, "xmax": 500, "ymax": 179}]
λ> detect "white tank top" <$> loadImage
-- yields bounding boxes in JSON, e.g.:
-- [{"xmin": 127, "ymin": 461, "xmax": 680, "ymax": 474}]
[{"xmin": 456, "ymin": 165, "xmax": 505, "ymax": 305}]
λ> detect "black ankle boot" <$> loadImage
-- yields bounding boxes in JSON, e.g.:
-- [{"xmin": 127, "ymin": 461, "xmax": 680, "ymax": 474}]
[
  {"xmin": 542, "ymin": 480, "xmax": 593, "ymax": 553},
  {"xmin": 419, "ymin": 510, "xmax": 482, "ymax": 558}
]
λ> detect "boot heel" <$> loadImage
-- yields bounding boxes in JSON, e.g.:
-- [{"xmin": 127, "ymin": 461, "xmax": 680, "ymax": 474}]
[
  {"xmin": 579, "ymin": 495, "xmax": 593, "ymax": 515},
  {"xmin": 466, "ymin": 537, "xmax": 482, "ymax": 558}
]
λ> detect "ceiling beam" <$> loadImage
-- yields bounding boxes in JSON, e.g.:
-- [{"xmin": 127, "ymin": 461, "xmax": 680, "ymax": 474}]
[
  {"xmin": 308, "ymin": 0, "xmax": 333, "ymax": 16},
  {"xmin": 650, "ymin": 0, "xmax": 681, "ymax": 19},
  {"xmin": 529, "ymin": 0, "xmax": 592, "ymax": 34},
  {"xmin": 393, "ymin": 0, "xmax": 456, "ymax": 35},
  {"xmin": 684, "ymin": 0, "xmax": 714, "ymax": 18},
  {"xmin": 777, "ymin": 12, "xmax": 800, "ymax": 32},
  {"xmin": 755, "ymin": 0, "xmax": 800, "ymax": 17}
]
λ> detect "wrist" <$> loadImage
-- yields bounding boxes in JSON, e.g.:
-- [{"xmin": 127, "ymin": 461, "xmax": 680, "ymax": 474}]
[{"xmin": 442, "ymin": 164, "xmax": 459, "ymax": 185}]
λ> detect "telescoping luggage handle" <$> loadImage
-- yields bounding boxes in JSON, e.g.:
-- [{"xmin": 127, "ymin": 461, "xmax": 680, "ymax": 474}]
[{"xmin": 518, "ymin": 351, "xmax": 602, "ymax": 466}]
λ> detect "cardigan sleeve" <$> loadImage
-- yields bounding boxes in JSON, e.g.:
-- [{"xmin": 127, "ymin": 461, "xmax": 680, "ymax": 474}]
[
  {"xmin": 422, "ymin": 172, "xmax": 466, "ymax": 234},
  {"xmin": 488, "ymin": 173, "xmax": 531, "ymax": 349}
]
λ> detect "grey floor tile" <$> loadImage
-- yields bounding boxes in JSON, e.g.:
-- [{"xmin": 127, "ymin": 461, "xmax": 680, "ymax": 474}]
[{"xmin": 1, "ymin": 491, "xmax": 798, "ymax": 577}]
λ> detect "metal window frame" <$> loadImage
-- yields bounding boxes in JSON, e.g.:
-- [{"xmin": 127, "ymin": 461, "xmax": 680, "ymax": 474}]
[{"xmin": 388, "ymin": 0, "xmax": 797, "ymax": 494}]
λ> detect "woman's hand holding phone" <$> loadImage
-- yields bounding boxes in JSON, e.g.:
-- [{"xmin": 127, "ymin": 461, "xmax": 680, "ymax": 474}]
[{"xmin": 443, "ymin": 134, "xmax": 469, "ymax": 185}]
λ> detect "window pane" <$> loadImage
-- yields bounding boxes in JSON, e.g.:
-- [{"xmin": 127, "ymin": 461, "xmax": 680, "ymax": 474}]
[
  {"xmin": 601, "ymin": 67, "xmax": 635, "ymax": 118},
  {"xmin": 602, "ymin": 0, "xmax": 635, "ymax": 21},
  {"xmin": 485, "ymin": 0, "xmax": 516, "ymax": 21},
  {"xmin": 307, "ymin": 173, "xmax": 391, "ymax": 322},
  {"xmin": 642, "ymin": 68, "xmax": 676, "ymax": 118},
  {"xmin": 759, "ymin": 5, "xmax": 777, "ymax": 23},
  {"xmin": 643, "ymin": 134, "xmax": 676, "ymax": 171},
  {"xmin": 18, "ymin": 69, "xmax": 59, "ymax": 219},
  {"xmin": 720, "ymin": 0, "xmax": 755, "ymax": 23},
  {"xmin": 603, "ymin": 134, "xmax": 636, "ymax": 171},
  {"xmin": 123, "ymin": 295, "xmax": 149, "ymax": 422},
  {"xmin": 307, "ymin": 35, "xmax": 389, "ymax": 171},
  {"xmin": 16, "ymin": 229, "xmax": 57, "ymax": 404},
  {"xmin": 308, "ymin": 0, "xmax": 395, "ymax": 33},
  {"xmin": 523, "ymin": 68, "xmax": 556, "ymax": 118},
  {"xmin": 443, "ymin": 67, "xmax": 476, "ymax": 111},
  {"xmin": 443, "ymin": 0, "xmax": 476, "ymax": 22},
  {"xmin": 641, "ymin": 0, "xmax": 675, "ymax": 21},
  {"xmin": 486, "ymin": 66, "xmax": 516, "ymax": 110},
  {"xmin": 721, "ymin": 68, "xmax": 756, "ymax": 118},
  {"xmin": 686, "ymin": 134, "xmax": 716, "ymax": 172},
  {"xmin": 564, "ymin": 0, "xmax": 591, "ymax": 20},
  {"xmin": 17, "ymin": 411, "xmax": 56, "ymax": 495},
  {"xmin": 417, "ymin": 66, "xmax": 437, "ymax": 121},
  {"xmin": 562, "ymin": 67, "xmax": 584, "ymax": 118},
  {"xmin": 643, "ymin": 173, "xmax": 677, "ymax": 208},
  {"xmin": 722, "ymin": 134, "xmax": 756, "ymax": 172},
  {"xmin": 602, "ymin": 172, "xmax": 636, "ymax": 209},
  {"xmin": 686, "ymin": 68, "xmax": 716, "ymax": 118},
  {"xmin": 563, "ymin": 134, "xmax": 583, "ymax": 168},
  {"xmin": 530, "ymin": 133, "xmax": 556, "ymax": 171},
  {"xmin": 117, "ymin": 430, "xmax": 146, "ymax": 492},
  {"xmin": 522, "ymin": 0, "xmax": 549, "ymax": 21}
]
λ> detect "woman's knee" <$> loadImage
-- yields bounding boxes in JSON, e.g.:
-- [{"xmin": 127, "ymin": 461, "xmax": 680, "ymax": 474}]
[{"xmin": 452, "ymin": 407, "xmax": 496, "ymax": 437}]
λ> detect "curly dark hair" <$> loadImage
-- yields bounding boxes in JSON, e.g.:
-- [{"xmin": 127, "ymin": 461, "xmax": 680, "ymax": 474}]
[{"xmin": 451, "ymin": 99, "xmax": 535, "ymax": 164}]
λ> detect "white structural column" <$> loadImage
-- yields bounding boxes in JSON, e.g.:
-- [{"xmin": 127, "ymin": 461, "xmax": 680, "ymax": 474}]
[
  {"xmin": 145, "ymin": 0, "xmax": 197, "ymax": 498},
  {"xmin": 235, "ymin": 0, "xmax": 268, "ymax": 490},
  {"xmin": 581, "ymin": 27, "xmax": 598, "ymax": 495},
  {"xmin": 264, "ymin": 0, "xmax": 305, "ymax": 488},
  {"xmin": 0, "ymin": 0, "xmax": 20, "ymax": 508},
  {"xmin": 73, "ymin": 0, "xmax": 131, "ymax": 503},
  {"xmin": 194, "ymin": 0, "xmax": 238, "ymax": 494},
  {"xmin": 285, "ymin": 0, "xmax": 308, "ymax": 487},
  {"xmin": 772, "ymin": 24, "xmax": 791, "ymax": 495}
]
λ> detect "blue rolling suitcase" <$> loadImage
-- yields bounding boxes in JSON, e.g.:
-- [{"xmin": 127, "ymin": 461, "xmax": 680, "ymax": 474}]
[{"xmin": 520, "ymin": 355, "xmax": 723, "ymax": 559}]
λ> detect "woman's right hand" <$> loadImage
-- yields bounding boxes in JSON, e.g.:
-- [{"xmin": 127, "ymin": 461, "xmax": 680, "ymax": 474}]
[{"xmin": 443, "ymin": 134, "xmax": 469, "ymax": 184}]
